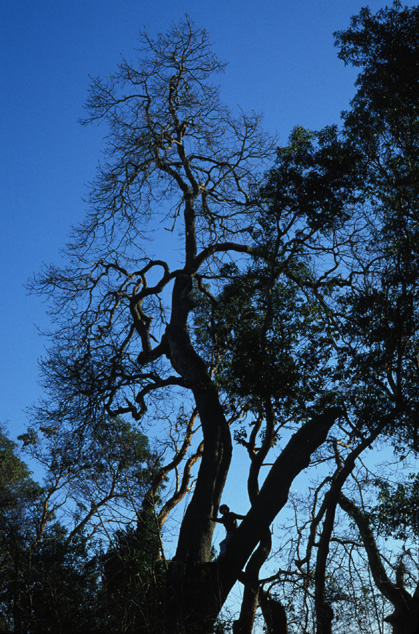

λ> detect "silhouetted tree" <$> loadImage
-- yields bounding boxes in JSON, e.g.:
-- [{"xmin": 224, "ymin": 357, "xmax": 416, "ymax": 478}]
[
  {"xmin": 0, "ymin": 428, "xmax": 101, "ymax": 633},
  {"xmin": 24, "ymin": 4, "xmax": 419, "ymax": 632}
]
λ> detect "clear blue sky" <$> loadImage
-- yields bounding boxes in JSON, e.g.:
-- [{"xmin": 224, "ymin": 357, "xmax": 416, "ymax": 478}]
[{"xmin": 0, "ymin": 0, "xmax": 408, "ymax": 443}]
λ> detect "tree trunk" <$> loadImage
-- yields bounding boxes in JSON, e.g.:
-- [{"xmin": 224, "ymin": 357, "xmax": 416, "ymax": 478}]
[
  {"xmin": 165, "ymin": 408, "xmax": 341, "ymax": 631},
  {"xmin": 314, "ymin": 424, "xmax": 389, "ymax": 634},
  {"xmin": 339, "ymin": 493, "xmax": 418, "ymax": 634},
  {"xmin": 385, "ymin": 596, "xmax": 419, "ymax": 634},
  {"xmin": 233, "ymin": 528, "xmax": 271, "ymax": 634},
  {"xmin": 164, "ymin": 273, "xmax": 233, "ymax": 631},
  {"xmin": 314, "ymin": 500, "xmax": 336, "ymax": 634},
  {"xmin": 166, "ymin": 274, "xmax": 233, "ymax": 567},
  {"xmin": 220, "ymin": 408, "xmax": 342, "ymax": 599}
]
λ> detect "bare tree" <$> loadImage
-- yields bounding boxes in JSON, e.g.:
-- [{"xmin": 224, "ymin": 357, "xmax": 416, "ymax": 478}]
[{"xmin": 28, "ymin": 17, "xmax": 348, "ymax": 631}]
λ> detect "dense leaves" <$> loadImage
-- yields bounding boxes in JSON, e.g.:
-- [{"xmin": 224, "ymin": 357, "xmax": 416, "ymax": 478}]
[
  {"xmin": 372, "ymin": 474, "xmax": 419, "ymax": 539},
  {"xmin": 0, "ymin": 429, "xmax": 100, "ymax": 633},
  {"xmin": 194, "ymin": 264, "xmax": 337, "ymax": 420},
  {"xmin": 260, "ymin": 125, "xmax": 364, "ymax": 234}
]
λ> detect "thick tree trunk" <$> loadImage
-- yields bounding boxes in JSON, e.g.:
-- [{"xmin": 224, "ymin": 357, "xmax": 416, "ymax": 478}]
[
  {"xmin": 163, "ymin": 273, "xmax": 233, "ymax": 631},
  {"xmin": 385, "ymin": 600, "xmax": 419, "ymax": 634},
  {"xmin": 167, "ymin": 408, "xmax": 341, "ymax": 632},
  {"xmin": 220, "ymin": 408, "xmax": 342, "ymax": 599},
  {"xmin": 164, "ymin": 273, "xmax": 340, "ymax": 632},
  {"xmin": 175, "ymin": 382, "xmax": 232, "ymax": 564},
  {"xmin": 166, "ymin": 274, "xmax": 233, "ymax": 567}
]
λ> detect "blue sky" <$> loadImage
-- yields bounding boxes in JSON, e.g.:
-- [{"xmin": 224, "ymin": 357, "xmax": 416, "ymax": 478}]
[{"xmin": 0, "ymin": 0, "xmax": 408, "ymax": 444}]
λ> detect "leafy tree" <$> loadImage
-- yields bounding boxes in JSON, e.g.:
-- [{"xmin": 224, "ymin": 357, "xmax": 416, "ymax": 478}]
[
  {"xmin": 0, "ymin": 426, "xmax": 43, "ymax": 631},
  {"xmin": 0, "ymin": 427, "xmax": 102, "ymax": 633},
  {"xmin": 19, "ymin": 415, "xmax": 158, "ymax": 545},
  {"xmin": 100, "ymin": 510, "xmax": 164, "ymax": 633},
  {"xmin": 372, "ymin": 473, "xmax": 419, "ymax": 540},
  {"xmin": 16, "ymin": 524, "xmax": 102, "ymax": 634},
  {"xmin": 1, "ymin": 421, "xmax": 167, "ymax": 633},
  {"xmin": 236, "ymin": 4, "xmax": 419, "ymax": 632}
]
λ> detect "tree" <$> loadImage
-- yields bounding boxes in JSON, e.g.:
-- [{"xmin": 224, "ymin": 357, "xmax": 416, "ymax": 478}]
[
  {"xmin": 339, "ymin": 491, "xmax": 419, "ymax": 634},
  {"xmin": 232, "ymin": 3, "xmax": 419, "ymax": 632},
  {"xmin": 259, "ymin": 450, "xmax": 419, "ymax": 634},
  {"xmin": 99, "ymin": 510, "xmax": 165, "ymax": 633},
  {"xmin": 0, "ymin": 427, "xmax": 102, "ymax": 633},
  {"xmin": 19, "ymin": 415, "xmax": 158, "ymax": 545},
  {"xmin": 16, "ymin": 524, "xmax": 102, "ymax": 634},
  {"xmin": 0, "ymin": 426, "xmax": 43, "ymax": 631},
  {"xmin": 27, "ymin": 5, "xmax": 419, "ymax": 632},
  {"xmin": 29, "ymin": 15, "xmax": 344, "ymax": 632}
]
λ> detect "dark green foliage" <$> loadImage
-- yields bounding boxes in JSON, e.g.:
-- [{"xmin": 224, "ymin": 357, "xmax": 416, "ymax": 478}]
[
  {"xmin": 259, "ymin": 125, "xmax": 364, "ymax": 235},
  {"xmin": 19, "ymin": 414, "xmax": 158, "ymax": 542},
  {"xmin": 0, "ymin": 428, "xmax": 101, "ymax": 633},
  {"xmin": 336, "ymin": 2, "xmax": 419, "ymax": 120},
  {"xmin": 0, "ymin": 423, "xmax": 166, "ymax": 633},
  {"xmin": 332, "ymin": 3, "xmax": 419, "ymax": 448},
  {"xmin": 336, "ymin": 3, "xmax": 419, "ymax": 231},
  {"xmin": 372, "ymin": 474, "xmax": 419, "ymax": 539},
  {"xmin": 14, "ymin": 527, "xmax": 101, "ymax": 634},
  {"xmin": 0, "ymin": 428, "xmax": 43, "ymax": 632},
  {"xmin": 194, "ymin": 264, "xmax": 338, "ymax": 421},
  {"xmin": 100, "ymin": 505, "xmax": 166, "ymax": 633},
  {"xmin": 0, "ymin": 427, "xmax": 42, "ymax": 517}
]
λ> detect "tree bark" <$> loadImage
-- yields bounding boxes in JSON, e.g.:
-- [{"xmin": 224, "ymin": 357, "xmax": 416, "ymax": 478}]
[
  {"xmin": 314, "ymin": 423, "xmax": 389, "ymax": 634},
  {"xmin": 163, "ymin": 408, "xmax": 341, "ymax": 632},
  {"xmin": 175, "ymin": 381, "xmax": 232, "ymax": 564},
  {"xmin": 162, "ymin": 273, "xmax": 233, "ymax": 632},
  {"xmin": 221, "ymin": 408, "xmax": 342, "ymax": 597}
]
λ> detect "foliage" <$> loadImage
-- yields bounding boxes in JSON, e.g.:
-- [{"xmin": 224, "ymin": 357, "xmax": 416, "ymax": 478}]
[
  {"xmin": 372, "ymin": 474, "xmax": 419, "ymax": 540},
  {"xmin": 100, "ymin": 510, "xmax": 165, "ymax": 633},
  {"xmin": 0, "ymin": 421, "xmax": 168, "ymax": 633},
  {"xmin": 193, "ymin": 262, "xmax": 338, "ymax": 420},
  {"xmin": 18, "ymin": 415, "xmax": 158, "ymax": 544},
  {"xmin": 0, "ymin": 428, "xmax": 101, "ymax": 633}
]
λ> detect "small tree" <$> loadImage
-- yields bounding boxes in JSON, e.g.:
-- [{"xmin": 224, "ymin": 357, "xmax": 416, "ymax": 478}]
[
  {"xmin": 100, "ymin": 510, "xmax": 164, "ymax": 633},
  {"xmin": 0, "ymin": 427, "xmax": 102, "ymax": 633},
  {"xmin": 19, "ymin": 415, "xmax": 157, "ymax": 544}
]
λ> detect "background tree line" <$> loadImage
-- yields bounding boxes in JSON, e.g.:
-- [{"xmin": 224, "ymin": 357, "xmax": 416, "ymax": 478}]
[{"xmin": 2, "ymin": 3, "xmax": 419, "ymax": 632}]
